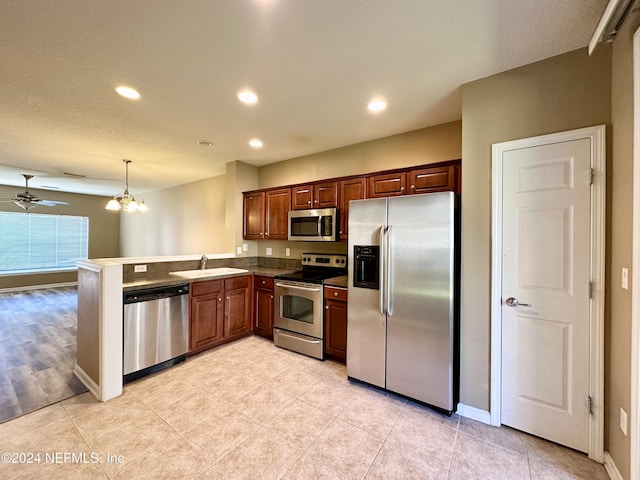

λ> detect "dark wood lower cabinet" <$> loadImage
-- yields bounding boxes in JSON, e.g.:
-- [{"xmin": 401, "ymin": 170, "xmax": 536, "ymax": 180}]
[
  {"xmin": 189, "ymin": 275, "xmax": 252, "ymax": 354},
  {"xmin": 254, "ymin": 276, "xmax": 275, "ymax": 339},
  {"xmin": 324, "ymin": 286, "xmax": 348, "ymax": 362}
]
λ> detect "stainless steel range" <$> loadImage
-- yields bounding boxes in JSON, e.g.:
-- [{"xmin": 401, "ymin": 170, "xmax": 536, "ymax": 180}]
[{"xmin": 274, "ymin": 253, "xmax": 347, "ymax": 359}]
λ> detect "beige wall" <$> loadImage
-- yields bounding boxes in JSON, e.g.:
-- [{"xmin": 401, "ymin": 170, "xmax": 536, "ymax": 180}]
[
  {"xmin": 120, "ymin": 174, "xmax": 232, "ymax": 257},
  {"xmin": 607, "ymin": 15, "xmax": 640, "ymax": 480},
  {"xmin": 460, "ymin": 45, "xmax": 612, "ymax": 417},
  {"xmin": 258, "ymin": 121, "xmax": 462, "ymax": 189},
  {"xmin": 0, "ymin": 185, "xmax": 120, "ymax": 289}
]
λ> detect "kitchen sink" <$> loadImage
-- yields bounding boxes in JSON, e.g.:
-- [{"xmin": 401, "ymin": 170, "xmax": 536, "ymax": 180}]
[{"xmin": 168, "ymin": 267, "xmax": 249, "ymax": 279}]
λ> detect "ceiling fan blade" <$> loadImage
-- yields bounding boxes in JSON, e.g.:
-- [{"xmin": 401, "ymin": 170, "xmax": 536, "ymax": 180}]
[{"xmin": 36, "ymin": 200, "xmax": 69, "ymax": 206}]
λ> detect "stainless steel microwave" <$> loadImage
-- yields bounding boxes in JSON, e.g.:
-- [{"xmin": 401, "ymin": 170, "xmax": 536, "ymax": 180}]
[{"xmin": 288, "ymin": 207, "xmax": 338, "ymax": 241}]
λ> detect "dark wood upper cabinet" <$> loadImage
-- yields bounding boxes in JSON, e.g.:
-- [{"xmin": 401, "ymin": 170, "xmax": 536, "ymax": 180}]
[
  {"xmin": 338, "ymin": 177, "xmax": 366, "ymax": 240},
  {"xmin": 292, "ymin": 182, "xmax": 337, "ymax": 210},
  {"xmin": 367, "ymin": 172, "xmax": 407, "ymax": 198},
  {"xmin": 292, "ymin": 185, "xmax": 313, "ymax": 210},
  {"xmin": 243, "ymin": 160, "xmax": 460, "ymax": 240},
  {"xmin": 265, "ymin": 188, "xmax": 291, "ymax": 240},
  {"xmin": 409, "ymin": 165, "xmax": 457, "ymax": 194},
  {"xmin": 243, "ymin": 192, "xmax": 265, "ymax": 239}
]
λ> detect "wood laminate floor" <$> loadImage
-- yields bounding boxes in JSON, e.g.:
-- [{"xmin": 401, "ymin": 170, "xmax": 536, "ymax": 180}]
[{"xmin": 0, "ymin": 286, "xmax": 87, "ymax": 424}]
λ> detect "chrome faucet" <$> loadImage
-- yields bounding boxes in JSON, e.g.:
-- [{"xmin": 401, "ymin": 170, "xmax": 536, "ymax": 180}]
[{"xmin": 200, "ymin": 255, "xmax": 208, "ymax": 270}]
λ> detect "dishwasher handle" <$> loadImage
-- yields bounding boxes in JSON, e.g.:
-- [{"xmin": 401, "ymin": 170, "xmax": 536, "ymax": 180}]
[{"xmin": 124, "ymin": 284, "xmax": 189, "ymax": 304}]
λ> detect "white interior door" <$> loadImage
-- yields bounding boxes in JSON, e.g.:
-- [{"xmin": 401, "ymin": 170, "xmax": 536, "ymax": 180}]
[{"xmin": 500, "ymin": 138, "xmax": 591, "ymax": 452}]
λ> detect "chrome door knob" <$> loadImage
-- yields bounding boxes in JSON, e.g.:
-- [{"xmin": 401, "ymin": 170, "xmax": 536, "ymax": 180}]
[{"xmin": 505, "ymin": 297, "xmax": 531, "ymax": 307}]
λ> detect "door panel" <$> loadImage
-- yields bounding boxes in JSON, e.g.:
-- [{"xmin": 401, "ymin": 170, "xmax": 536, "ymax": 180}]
[{"xmin": 501, "ymin": 138, "xmax": 591, "ymax": 452}]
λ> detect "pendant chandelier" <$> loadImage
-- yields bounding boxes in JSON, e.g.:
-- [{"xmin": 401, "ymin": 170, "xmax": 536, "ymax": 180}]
[{"xmin": 105, "ymin": 159, "xmax": 149, "ymax": 212}]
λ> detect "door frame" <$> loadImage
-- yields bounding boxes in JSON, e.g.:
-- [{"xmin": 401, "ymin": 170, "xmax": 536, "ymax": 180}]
[
  {"xmin": 490, "ymin": 125, "xmax": 606, "ymax": 462},
  {"xmin": 631, "ymin": 25, "xmax": 640, "ymax": 480}
]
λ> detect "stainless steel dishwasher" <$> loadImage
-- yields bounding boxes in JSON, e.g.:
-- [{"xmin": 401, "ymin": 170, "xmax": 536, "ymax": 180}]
[{"xmin": 123, "ymin": 284, "xmax": 189, "ymax": 382}]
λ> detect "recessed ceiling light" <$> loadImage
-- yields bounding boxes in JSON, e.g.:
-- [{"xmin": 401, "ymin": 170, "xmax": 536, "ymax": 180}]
[
  {"xmin": 249, "ymin": 138, "xmax": 263, "ymax": 149},
  {"xmin": 237, "ymin": 90, "xmax": 258, "ymax": 105},
  {"xmin": 367, "ymin": 98, "xmax": 387, "ymax": 113},
  {"xmin": 115, "ymin": 86, "xmax": 141, "ymax": 100},
  {"xmin": 196, "ymin": 140, "xmax": 213, "ymax": 147}
]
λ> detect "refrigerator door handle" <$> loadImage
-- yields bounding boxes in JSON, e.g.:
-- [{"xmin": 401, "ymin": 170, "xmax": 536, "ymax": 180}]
[
  {"xmin": 386, "ymin": 224, "xmax": 393, "ymax": 317},
  {"xmin": 379, "ymin": 225, "xmax": 386, "ymax": 315}
]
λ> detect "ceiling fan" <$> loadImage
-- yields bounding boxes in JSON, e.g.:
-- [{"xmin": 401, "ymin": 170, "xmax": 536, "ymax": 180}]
[{"xmin": 0, "ymin": 174, "xmax": 69, "ymax": 210}]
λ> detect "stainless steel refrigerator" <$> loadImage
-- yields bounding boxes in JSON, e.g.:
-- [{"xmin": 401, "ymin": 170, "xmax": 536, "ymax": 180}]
[{"xmin": 347, "ymin": 191, "xmax": 458, "ymax": 413}]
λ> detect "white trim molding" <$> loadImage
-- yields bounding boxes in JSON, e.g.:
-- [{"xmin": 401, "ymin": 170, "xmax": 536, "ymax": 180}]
[
  {"xmin": 630, "ymin": 24, "xmax": 640, "ymax": 480},
  {"xmin": 456, "ymin": 403, "xmax": 491, "ymax": 425},
  {"xmin": 604, "ymin": 451, "xmax": 625, "ymax": 480},
  {"xmin": 0, "ymin": 281, "xmax": 78, "ymax": 294},
  {"xmin": 490, "ymin": 125, "xmax": 606, "ymax": 462}
]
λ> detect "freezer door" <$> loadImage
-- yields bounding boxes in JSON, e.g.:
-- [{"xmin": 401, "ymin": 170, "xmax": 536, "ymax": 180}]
[
  {"xmin": 385, "ymin": 192, "xmax": 455, "ymax": 410},
  {"xmin": 347, "ymin": 197, "xmax": 387, "ymax": 388}
]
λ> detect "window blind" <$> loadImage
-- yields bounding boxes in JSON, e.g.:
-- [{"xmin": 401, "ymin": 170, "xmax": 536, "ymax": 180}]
[{"xmin": 0, "ymin": 212, "xmax": 89, "ymax": 274}]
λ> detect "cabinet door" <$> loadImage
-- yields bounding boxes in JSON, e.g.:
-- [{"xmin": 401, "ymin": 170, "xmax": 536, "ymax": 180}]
[
  {"xmin": 292, "ymin": 185, "xmax": 313, "ymax": 210},
  {"xmin": 254, "ymin": 276, "xmax": 274, "ymax": 339},
  {"xmin": 314, "ymin": 181, "xmax": 338, "ymax": 208},
  {"xmin": 190, "ymin": 293, "xmax": 223, "ymax": 351},
  {"xmin": 254, "ymin": 288, "xmax": 274, "ymax": 339},
  {"xmin": 324, "ymin": 289, "xmax": 348, "ymax": 362},
  {"xmin": 367, "ymin": 172, "xmax": 407, "ymax": 198},
  {"xmin": 223, "ymin": 276, "xmax": 252, "ymax": 339},
  {"xmin": 265, "ymin": 188, "xmax": 291, "ymax": 239},
  {"xmin": 243, "ymin": 192, "xmax": 265, "ymax": 239},
  {"xmin": 338, "ymin": 177, "xmax": 366, "ymax": 240},
  {"xmin": 408, "ymin": 166, "xmax": 457, "ymax": 194}
]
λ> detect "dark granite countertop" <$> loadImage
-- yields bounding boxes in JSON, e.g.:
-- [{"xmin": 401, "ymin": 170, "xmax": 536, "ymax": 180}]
[
  {"xmin": 122, "ymin": 266, "xmax": 300, "ymax": 291},
  {"xmin": 324, "ymin": 275, "xmax": 348, "ymax": 288}
]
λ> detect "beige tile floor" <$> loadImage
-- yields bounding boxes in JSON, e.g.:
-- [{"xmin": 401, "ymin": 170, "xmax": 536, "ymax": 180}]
[{"xmin": 0, "ymin": 336, "xmax": 609, "ymax": 479}]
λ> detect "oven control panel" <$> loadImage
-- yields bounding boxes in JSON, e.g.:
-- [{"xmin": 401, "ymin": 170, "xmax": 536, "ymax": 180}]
[{"xmin": 301, "ymin": 253, "xmax": 347, "ymax": 268}]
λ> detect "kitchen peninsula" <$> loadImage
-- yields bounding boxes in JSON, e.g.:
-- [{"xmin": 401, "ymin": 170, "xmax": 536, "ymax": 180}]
[{"xmin": 74, "ymin": 253, "xmax": 298, "ymax": 402}]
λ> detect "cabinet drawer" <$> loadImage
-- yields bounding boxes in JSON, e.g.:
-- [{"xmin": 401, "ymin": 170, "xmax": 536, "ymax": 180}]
[
  {"xmin": 191, "ymin": 279, "xmax": 223, "ymax": 297},
  {"xmin": 254, "ymin": 275, "xmax": 274, "ymax": 289},
  {"xmin": 225, "ymin": 275, "xmax": 250, "ymax": 290},
  {"xmin": 325, "ymin": 286, "xmax": 348, "ymax": 302}
]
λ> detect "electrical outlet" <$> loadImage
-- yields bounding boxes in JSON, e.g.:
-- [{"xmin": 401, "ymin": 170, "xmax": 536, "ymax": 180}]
[
  {"xmin": 622, "ymin": 267, "xmax": 629, "ymax": 290},
  {"xmin": 285, "ymin": 248, "xmax": 290, "ymax": 257},
  {"xmin": 134, "ymin": 264, "xmax": 147, "ymax": 273},
  {"xmin": 266, "ymin": 247, "xmax": 272, "ymax": 256},
  {"xmin": 620, "ymin": 407, "xmax": 628, "ymax": 436},
  {"xmin": 243, "ymin": 243, "xmax": 248, "ymax": 252},
  {"xmin": 237, "ymin": 246, "xmax": 242, "ymax": 255}
]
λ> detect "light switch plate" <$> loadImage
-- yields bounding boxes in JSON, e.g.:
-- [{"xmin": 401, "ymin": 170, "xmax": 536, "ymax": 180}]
[
  {"xmin": 285, "ymin": 248, "xmax": 290, "ymax": 257},
  {"xmin": 243, "ymin": 243, "xmax": 248, "ymax": 252},
  {"xmin": 134, "ymin": 265, "xmax": 147, "ymax": 273},
  {"xmin": 620, "ymin": 407, "xmax": 628, "ymax": 435},
  {"xmin": 237, "ymin": 246, "xmax": 242, "ymax": 255},
  {"xmin": 266, "ymin": 247, "xmax": 272, "ymax": 256},
  {"xmin": 622, "ymin": 267, "xmax": 629, "ymax": 290}
]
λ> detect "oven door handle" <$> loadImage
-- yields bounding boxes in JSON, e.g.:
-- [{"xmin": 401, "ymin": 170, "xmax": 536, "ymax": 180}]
[{"xmin": 275, "ymin": 282, "xmax": 322, "ymax": 292}]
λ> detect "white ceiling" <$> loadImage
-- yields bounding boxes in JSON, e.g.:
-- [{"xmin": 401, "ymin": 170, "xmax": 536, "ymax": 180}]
[{"xmin": 0, "ymin": 0, "xmax": 607, "ymax": 197}]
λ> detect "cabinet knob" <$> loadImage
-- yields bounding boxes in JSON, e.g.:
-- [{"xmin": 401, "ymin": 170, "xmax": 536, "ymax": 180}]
[
  {"xmin": 334, "ymin": 292, "xmax": 338, "ymax": 297},
  {"xmin": 270, "ymin": 295, "xmax": 273, "ymax": 299},
  {"xmin": 218, "ymin": 297, "xmax": 222, "ymax": 302},
  {"xmin": 226, "ymin": 296, "xmax": 229, "ymax": 300},
  {"xmin": 401, "ymin": 187, "xmax": 405, "ymax": 192},
  {"xmin": 340, "ymin": 230, "xmax": 343, "ymax": 234},
  {"xmin": 411, "ymin": 185, "xmax": 415, "ymax": 191},
  {"xmin": 325, "ymin": 306, "xmax": 329, "ymax": 310},
  {"xmin": 262, "ymin": 280, "xmax": 266, "ymax": 285},
  {"xmin": 314, "ymin": 199, "xmax": 318, "ymax": 204}
]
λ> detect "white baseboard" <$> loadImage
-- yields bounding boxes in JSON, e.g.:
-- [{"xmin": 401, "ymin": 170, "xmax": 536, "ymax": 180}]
[
  {"xmin": 73, "ymin": 364, "xmax": 101, "ymax": 402},
  {"xmin": 604, "ymin": 451, "xmax": 623, "ymax": 480},
  {"xmin": 0, "ymin": 281, "xmax": 77, "ymax": 294},
  {"xmin": 456, "ymin": 403, "xmax": 491, "ymax": 424}
]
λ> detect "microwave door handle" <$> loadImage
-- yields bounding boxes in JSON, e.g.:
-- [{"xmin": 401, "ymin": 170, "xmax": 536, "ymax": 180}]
[
  {"xmin": 379, "ymin": 225, "xmax": 386, "ymax": 315},
  {"xmin": 317, "ymin": 216, "xmax": 322, "ymax": 238}
]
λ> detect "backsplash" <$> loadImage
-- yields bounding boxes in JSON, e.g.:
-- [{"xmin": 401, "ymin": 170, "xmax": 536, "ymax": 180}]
[{"xmin": 121, "ymin": 256, "xmax": 301, "ymax": 283}]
